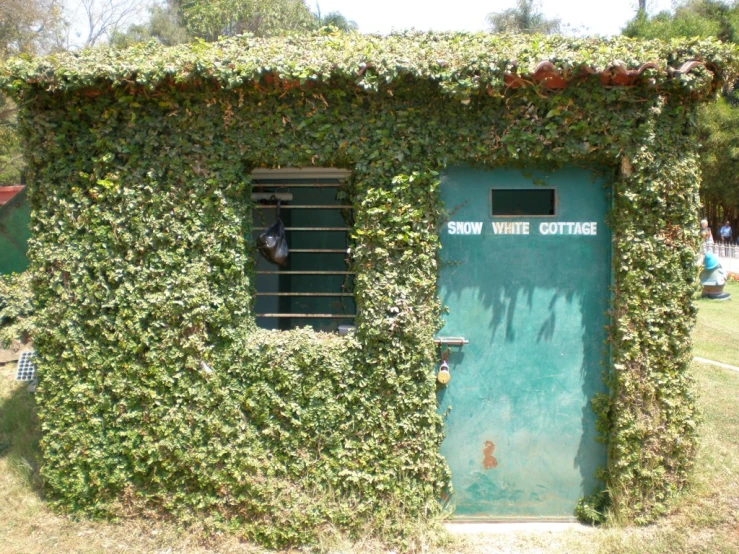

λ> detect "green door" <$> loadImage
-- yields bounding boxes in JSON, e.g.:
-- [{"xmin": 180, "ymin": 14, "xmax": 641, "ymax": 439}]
[
  {"xmin": 437, "ymin": 166, "xmax": 611, "ymax": 519},
  {"xmin": 0, "ymin": 187, "xmax": 30, "ymax": 275}
]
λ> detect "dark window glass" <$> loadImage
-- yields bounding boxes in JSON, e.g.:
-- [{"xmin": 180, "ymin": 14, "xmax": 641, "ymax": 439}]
[{"xmin": 491, "ymin": 189, "xmax": 556, "ymax": 216}]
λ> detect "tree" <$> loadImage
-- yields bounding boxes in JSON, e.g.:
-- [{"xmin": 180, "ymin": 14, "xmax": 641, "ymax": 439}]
[
  {"xmin": 487, "ymin": 0, "xmax": 561, "ymax": 34},
  {"xmin": 180, "ymin": 0, "xmax": 317, "ymax": 41},
  {"xmin": 0, "ymin": 0, "xmax": 65, "ymax": 57},
  {"xmin": 110, "ymin": 3, "xmax": 189, "ymax": 48},
  {"xmin": 697, "ymin": 97, "xmax": 739, "ymax": 225},
  {"xmin": 315, "ymin": 8, "xmax": 357, "ymax": 32},
  {"xmin": 110, "ymin": 1, "xmax": 359, "ymax": 49},
  {"xmin": 623, "ymin": 0, "xmax": 739, "ymax": 41},
  {"xmin": 0, "ymin": 0, "xmax": 66, "ymax": 186},
  {"xmin": 65, "ymin": 0, "xmax": 147, "ymax": 49},
  {"xmin": 623, "ymin": 0, "xmax": 739, "ymax": 226},
  {"xmin": 0, "ymin": 96, "xmax": 23, "ymax": 186}
]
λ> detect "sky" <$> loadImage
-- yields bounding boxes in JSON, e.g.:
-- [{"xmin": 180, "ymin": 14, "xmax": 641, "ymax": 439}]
[
  {"xmin": 63, "ymin": 0, "xmax": 680, "ymax": 50},
  {"xmin": 311, "ymin": 0, "xmax": 676, "ymax": 37}
]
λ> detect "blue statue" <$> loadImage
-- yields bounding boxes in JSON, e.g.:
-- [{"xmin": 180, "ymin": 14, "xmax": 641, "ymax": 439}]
[{"xmin": 700, "ymin": 252, "xmax": 731, "ymax": 300}]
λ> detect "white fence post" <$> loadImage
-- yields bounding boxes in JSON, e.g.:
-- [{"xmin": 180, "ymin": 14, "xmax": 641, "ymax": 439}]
[{"xmin": 705, "ymin": 241, "xmax": 739, "ymax": 273}]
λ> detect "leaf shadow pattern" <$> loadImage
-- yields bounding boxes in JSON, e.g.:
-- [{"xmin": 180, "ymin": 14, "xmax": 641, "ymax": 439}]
[{"xmin": 0, "ymin": 376, "xmax": 44, "ymax": 495}]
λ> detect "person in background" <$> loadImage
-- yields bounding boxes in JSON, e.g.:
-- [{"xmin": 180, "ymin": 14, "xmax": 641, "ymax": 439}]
[
  {"xmin": 720, "ymin": 220, "xmax": 732, "ymax": 243},
  {"xmin": 700, "ymin": 219, "xmax": 713, "ymax": 253}
]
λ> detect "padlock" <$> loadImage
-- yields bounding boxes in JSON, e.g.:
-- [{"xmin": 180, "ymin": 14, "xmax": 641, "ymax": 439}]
[{"xmin": 437, "ymin": 360, "xmax": 451, "ymax": 384}]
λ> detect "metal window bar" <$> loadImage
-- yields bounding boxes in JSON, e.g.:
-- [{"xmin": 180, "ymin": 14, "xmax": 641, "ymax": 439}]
[
  {"xmin": 252, "ymin": 227, "xmax": 351, "ymax": 232},
  {"xmin": 254, "ymin": 205, "xmax": 352, "ymax": 209},
  {"xmin": 252, "ymin": 183, "xmax": 343, "ymax": 188},
  {"xmin": 256, "ymin": 314, "xmax": 356, "ymax": 318},
  {"xmin": 256, "ymin": 271, "xmax": 354, "ymax": 275},
  {"xmin": 252, "ymin": 177, "xmax": 355, "ymax": 327},
  {"xmin": 290, "ymin": 249, "xmax": 348, "ymax": 253},
  {"xmin": 256, "ymin": 292, "xmax": 352, "ymax": 297}
]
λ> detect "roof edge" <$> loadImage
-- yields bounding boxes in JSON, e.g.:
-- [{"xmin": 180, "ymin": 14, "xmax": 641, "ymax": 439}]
[{"xmin": 2, "ymin": 32, "xmax": 737, "ymax": 100}]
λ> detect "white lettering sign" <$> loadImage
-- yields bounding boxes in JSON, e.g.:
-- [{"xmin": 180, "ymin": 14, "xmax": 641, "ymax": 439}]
[
  {"xmin": 446, "ymin": 220, "xmax": 599, "ymax": 236},
  {"xmin": 538, "ymin": 222, "xmax": 598, "ymax": 236},
  {"xmin": 448, "ymin": 221, "xmax": 484, "ymax": 235},
  {"xmin": 491, "ymin": 221, "xmax": 530, "ymax": 235}
]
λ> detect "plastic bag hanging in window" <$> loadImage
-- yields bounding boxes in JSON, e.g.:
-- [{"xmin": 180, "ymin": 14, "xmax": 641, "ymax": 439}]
[{"xmin": 256, "ymin": 200, "xmax": 289, "ymax": 266}]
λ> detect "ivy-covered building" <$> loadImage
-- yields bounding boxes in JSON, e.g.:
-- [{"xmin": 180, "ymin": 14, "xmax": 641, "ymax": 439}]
[{"xmin": 1, "ymin": 32, "xmax": 737, "ymax": 546}]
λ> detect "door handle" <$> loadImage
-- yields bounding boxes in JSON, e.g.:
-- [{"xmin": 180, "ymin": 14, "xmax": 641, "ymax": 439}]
[{"xmin": 434, "ymin": 338, "xmax": 467, "ymax": 385}]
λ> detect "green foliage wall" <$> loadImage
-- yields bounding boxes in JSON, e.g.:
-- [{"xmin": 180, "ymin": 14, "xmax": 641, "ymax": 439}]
[{"xmin": 2, "ymin": 33, "xmax": 737, "ymax": 544}]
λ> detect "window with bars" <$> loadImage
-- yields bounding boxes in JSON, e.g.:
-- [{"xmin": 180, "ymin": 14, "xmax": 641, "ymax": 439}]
[{"xmin": 251, "ymin": 168, "xmax": 356, "ymax": 332}]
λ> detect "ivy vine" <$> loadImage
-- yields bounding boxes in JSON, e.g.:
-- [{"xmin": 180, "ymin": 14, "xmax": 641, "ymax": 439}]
[{"xmin": 1, "ymin": 32, "xmax": 737, "ymax": 545}]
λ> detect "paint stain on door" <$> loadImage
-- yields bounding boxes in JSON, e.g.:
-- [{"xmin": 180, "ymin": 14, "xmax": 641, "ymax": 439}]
[{"xmin": 483, "ymin": 440, "xmax": 499, "ymax": 469}]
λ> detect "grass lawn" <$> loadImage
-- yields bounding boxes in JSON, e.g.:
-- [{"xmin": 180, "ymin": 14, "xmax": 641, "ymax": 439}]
[
  {"xmin": 693, "ymin": 280, "xmax": 739, "ymax": 366},
  {"xmin": 1, "ymin": 291, "xmax": 738, "ymax": 553}
]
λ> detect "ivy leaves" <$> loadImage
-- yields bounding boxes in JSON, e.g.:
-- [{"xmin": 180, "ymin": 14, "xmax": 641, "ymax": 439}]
[
  {"xmin": 1, "ymin": 33, "xmax": 736, "ymax": 99},
  {"xmin": 3, "ymin": 32, "xmax": 729, "ymax": 545}
]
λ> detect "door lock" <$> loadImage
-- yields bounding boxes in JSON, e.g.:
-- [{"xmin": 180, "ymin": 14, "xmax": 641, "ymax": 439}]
[
  {"xmin": 437, "ymin": 360, "xmax": 451, "ymax": 384},
  {"xmin": 434, "ymin": 340, "xmax": 467, "ymax": 385},
  {"xmin": 437, "ymin": 348, "xmax": 452, "ymax": 384}
]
